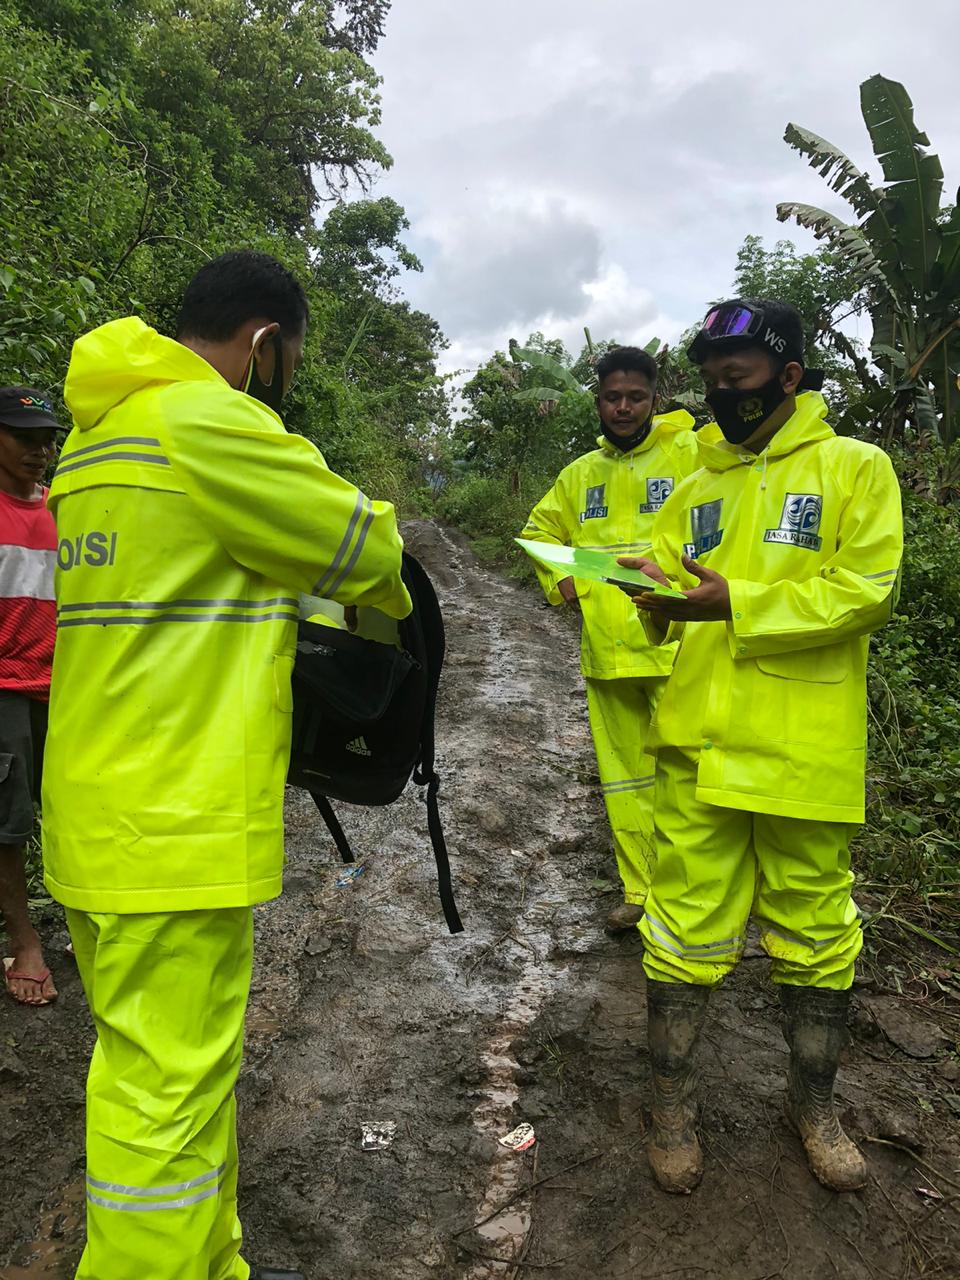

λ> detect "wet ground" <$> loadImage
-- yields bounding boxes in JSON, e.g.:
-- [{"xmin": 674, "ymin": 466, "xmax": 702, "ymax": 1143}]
[{"xmin": 2, "ymin": 519, "xmax": 959, "ymax": 1279}]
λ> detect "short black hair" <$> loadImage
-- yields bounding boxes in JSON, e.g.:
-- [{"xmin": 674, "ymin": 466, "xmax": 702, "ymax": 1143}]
[
  {"xmin": 176, "ymin": 250, "xmax": 309, "ymax": 343},
  {"xmin": 595, "ymin": 345, "xmax": 658, "ymax": 388}
]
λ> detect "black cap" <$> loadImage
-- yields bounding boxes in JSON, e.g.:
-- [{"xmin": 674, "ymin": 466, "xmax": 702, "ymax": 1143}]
[{"xmin": 0, "ymin": 387, "xmax": 64, "ymax": 431}]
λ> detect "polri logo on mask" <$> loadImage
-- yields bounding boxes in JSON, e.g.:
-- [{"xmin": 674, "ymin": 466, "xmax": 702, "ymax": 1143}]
[
  {"xmin": 580, "ymin": 483, "xmax": 608, "ymax": 523},
  {"xmin": 764, "ymin": 493, "xmax": 823, "ymax": 551}
]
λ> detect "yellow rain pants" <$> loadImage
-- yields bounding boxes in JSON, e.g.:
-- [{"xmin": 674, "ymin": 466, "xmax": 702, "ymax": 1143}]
[
  {"xmin": 584, "ymin": 676, "xmax": 661, "ymax": 905},
  {"xmin": 66, "ymin": 906, "xmax": 253, "ymax": 1280},
  {"xmin": 640, "ymin": 749, "xmax": 862, "ymax": 990}
]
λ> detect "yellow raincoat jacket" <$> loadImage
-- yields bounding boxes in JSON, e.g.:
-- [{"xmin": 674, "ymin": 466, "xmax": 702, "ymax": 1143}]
[
  {"xmin": 43, "ymin": 318, "xmax": 411, "ymax": 913},
  {"xmin": 646, "ymin": 392, "xmax": 903, "ymax": 824},
  {"xmin": 521, "ymin": 411, "xmax": 698, "ymax": 678}
]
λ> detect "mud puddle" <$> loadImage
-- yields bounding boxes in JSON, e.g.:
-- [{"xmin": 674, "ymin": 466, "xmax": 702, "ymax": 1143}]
[{"xmin": 3, "ymin": 520, "xmax": 959, "ymax": 1280}]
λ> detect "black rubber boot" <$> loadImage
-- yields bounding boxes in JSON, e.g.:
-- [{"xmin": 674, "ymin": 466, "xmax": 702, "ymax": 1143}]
[
  {"xmin": 780, "ymin": 985, "xmax": 867, "ymax": 1192},
  {"xmin": 249, "ymin": 1268, "xmax": 305, "ymax": 1279},
  {"xmin": 646, "ymin": 979, "xmax": 710, "ymax": 1194}
]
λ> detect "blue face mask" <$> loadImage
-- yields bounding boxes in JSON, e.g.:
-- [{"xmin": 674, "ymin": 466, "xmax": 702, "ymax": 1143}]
[{"xmin": 243, "ymin": 329, "xmax": 286, "ymax": 415}]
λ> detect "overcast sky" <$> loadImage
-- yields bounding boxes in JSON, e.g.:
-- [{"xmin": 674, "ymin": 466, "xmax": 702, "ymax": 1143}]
[{"xmin": 364, "ymin": 0, "xmax": 960, "ymax": 379}]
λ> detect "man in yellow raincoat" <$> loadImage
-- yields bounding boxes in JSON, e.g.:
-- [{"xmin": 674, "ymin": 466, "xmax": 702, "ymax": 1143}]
[
  {"xmin": 521, "ymin": 347, "xmax": 697, "ymax": 930},
  {"xmin": 43, "ymin": 251, "xmax": 411, "ymax": 1280},
  {"xmin": 621, "ymin": 299, "xmax": 902, "ymax": 1197}
]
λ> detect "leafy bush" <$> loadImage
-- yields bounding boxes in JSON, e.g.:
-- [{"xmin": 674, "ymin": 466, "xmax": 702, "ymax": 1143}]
[
  {"xmin": 861, "ymin": 490, "xmax": 960, "ymax": 884},
  {"xmin": 437, "ymin": 471, "xmax": 542, "ymax": 579}
]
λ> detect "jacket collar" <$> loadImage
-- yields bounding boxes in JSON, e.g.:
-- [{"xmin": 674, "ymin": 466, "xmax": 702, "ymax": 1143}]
[
  {"xmin": 596, "ymin": 407, "xmax": 695, "ymax": 459},
  {"xmin": 695, "ymin": 392, "xmax": 834, "ymax": 472}
]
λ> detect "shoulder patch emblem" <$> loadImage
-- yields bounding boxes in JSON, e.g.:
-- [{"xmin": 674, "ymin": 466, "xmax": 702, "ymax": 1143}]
[
  {"xmin": 764, "ymin": 493, "xmax": 823, "ymax": 551},
  {"xmin": 639, "ymin": 477, "xmax": 674, "ymax": 514},
  {"xmin": 683, "ymin": 499, "xmax": 724, "ymax": 559},
  {"xmin": 580, "ymin": 482, "xmax": 608, "ymax": 523}
]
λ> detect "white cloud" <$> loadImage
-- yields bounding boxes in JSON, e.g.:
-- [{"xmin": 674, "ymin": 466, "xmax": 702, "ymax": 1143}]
[{"xmin": 366, "ymin": 0, "xmax": 960, "ymax": 375}]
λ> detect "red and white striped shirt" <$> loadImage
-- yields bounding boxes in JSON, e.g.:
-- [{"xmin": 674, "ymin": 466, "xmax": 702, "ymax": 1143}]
[{"xmin": 0, "ymin": 487, "xmax": 56, "ymax": 699}]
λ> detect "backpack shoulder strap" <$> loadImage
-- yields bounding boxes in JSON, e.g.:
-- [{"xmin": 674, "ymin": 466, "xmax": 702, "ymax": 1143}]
[
  {"xmin": 424, "ymin": 773, "xmax": 463, "ymax": 934},
  {"xmin": 402, "ymin": 553, "xmax": 463, "ymax": 935},
  {"xmin": 310, "ymin": 791, "xmax": 355, "ymax": 865}
]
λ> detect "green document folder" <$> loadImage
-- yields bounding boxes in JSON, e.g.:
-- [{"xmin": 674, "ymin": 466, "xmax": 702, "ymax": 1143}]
[{"xmin": 515, "ymin": 539, "xmax": 686, "ymax": 599}]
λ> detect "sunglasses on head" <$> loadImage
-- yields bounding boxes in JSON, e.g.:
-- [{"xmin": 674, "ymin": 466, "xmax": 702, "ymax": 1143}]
[{"xmin": 700, "ymin": 303, "xmax": 766, "ymax": 340}]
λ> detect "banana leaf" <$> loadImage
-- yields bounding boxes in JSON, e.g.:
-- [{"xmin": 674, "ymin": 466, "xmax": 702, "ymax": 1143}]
[
  {"xmin": 932, "ymin": 191, "xmax": 960, "ymax": 299},
  {"xmin": 514, "ymin": 385, "xmax": 586, "ymax": 405},
  {"xmin": 860, "ymin": 75, "xmax": 943, "ymax": 299},
  {"xmin": 509, "ymin": 344, "xmax": 581, "ymax": 393},
  {"xmin": 832, "ymin": 388, "xmax": 895, "ymax": 437},
  {"xmin": 775, "ymin": 201, "xmax": 894, "ymax": 296},
  {"xmin": 781, "ymin": 123, "xmax": 911, "ymax": 304}
]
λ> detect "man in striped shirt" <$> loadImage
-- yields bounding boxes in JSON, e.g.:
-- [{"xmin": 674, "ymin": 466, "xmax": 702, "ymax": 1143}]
[{"xmin": 0, "ymin": 386, "xmax": 63, "ymax": 1004}]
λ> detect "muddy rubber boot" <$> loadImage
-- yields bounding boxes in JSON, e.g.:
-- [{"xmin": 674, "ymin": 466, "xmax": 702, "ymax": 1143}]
[
  {"xmin": 780, "ymin": 985, "xmax": 867, "ymax": 1192},
  {"xmin": 646, "ymin": 980, "xmax": 710, "ymax": 1194},
  {"xmin": 249, "ymin": 1268, "xmax": 305, "ymax": 1279},
  {"xmin": 605, "ymin": 902, "xmax": 644, "ymax": 933}
]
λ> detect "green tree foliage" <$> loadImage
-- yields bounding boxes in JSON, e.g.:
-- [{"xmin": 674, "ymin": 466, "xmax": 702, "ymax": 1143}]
[
  {"xmin": 732, "ymin": 235, "xmax": 870, "ymax": 421},
  {"xmin": 0, "ymin": 0, "xmax": 445, "ymax": 508},
  {"xmin": 778, "ymin": 74, "xmax": 960, "ymax": 486},
  {"xmin": 865, "ymin": 491, "xmax": 960, "ymax": 886}
]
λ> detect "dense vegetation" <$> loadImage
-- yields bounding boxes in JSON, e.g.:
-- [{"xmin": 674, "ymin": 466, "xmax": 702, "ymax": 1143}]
[
  {"xmin": 0, "ymin": 0, "xmax": 446, "ymax": 506},
  {"xmin": 1, "ymin": 15, "xmax": 956, "ymax": 903}
]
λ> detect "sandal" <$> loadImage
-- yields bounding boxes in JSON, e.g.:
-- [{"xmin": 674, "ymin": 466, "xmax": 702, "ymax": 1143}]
[{"xmin": 3, "ymin": 956, "xmax": 57, "ymax": 1006}]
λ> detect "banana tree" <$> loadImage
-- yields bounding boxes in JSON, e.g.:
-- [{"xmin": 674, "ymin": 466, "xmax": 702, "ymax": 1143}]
[
  {"xmin": 510, "ymin": 331, "xmax": 700, "ymax": 415},
  {"xmin": 777, "ymin": 74, "xmax": 960, "ymax": 472}
]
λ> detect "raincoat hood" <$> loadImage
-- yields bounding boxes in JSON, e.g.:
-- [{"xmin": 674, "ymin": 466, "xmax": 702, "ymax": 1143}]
[
  {"xmin": 65, "ymin": 317, "xmax": 225, "ymax": 431},
  {"xmin": 695, "ymin": 392, "xmax": 833, "ymax": 473},
  {"xmin": 597, "ymin": 408, "xmax": 696, "ymax": 458}
]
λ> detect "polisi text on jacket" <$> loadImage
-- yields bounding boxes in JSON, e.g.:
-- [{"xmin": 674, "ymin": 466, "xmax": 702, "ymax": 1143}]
[{"xmin": 57, "ymin": 531, "xmax": 119, "ymax": 571}]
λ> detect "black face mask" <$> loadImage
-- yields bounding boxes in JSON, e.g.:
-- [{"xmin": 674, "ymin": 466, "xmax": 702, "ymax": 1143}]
[
  {"xmin": 705, "ymin": 376, "xmax": 787, "ymax": 445},
  {"xmin": 243, "ymin": 331, "xmax": 286, "ymax": 415},
  {"xmin": 600, "ymin": 412, "xmax": 653, "ymax": 453}
]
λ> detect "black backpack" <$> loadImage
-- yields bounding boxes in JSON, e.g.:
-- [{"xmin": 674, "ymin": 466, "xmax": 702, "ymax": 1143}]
[{"xmin": 286, "ymin": 552, "xmax": 463, "ymax": 934}]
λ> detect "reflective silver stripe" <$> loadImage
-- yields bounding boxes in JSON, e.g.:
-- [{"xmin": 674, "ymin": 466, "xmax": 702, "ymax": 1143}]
[
  {"xmin": 87, "ymin": 1179, "xmax": 223, "ymax": 1213},
  {"xmin": 0, "ymin": 544, "xmax": 55, "ymax": 601},
  {"xmin": 59, "ymin": 610, "xmax": 298, "ymax": 628},
  {"xmin": 87, "ymin": 1163, "xmax": 225, "ymax": 1197},
  {"xmin": 581, "ymin": 542, "xmax": 651, "ymax": 551},
  {"xmin": 642, "ymin": 912, "xmax": 684, "ymax": 946},
  {"xmin": 643, "ymin": 921, "xmax": 684, "ymax": 957},
  {"xmin": 863, "ymin": 568, "xmax": 898, "ymax": 580},
  {"xmin": 644, "ymin": 913, "xmax": 742, "ymax": 955},
  {"xmin": 325, "ymin": 501, "xmax": 375, "ymax": 597},
  {"xmin": 61, "ymin": 436, "xmax": 162, "ymax": 462},
  {"xmin": 681, "ymin": 935, "xmax": 743, "ymax": 954},
  {"xmin": 644, "ymin": 921, "xmax": 740, "ymax": 959},
  {"xmin": 59, "ymin": 597, "xmax": 298, "ymax": 613},
  {"xmin": 55, "ymin": 451, "xmax": 171, "ymax": 477},
  {"xmin": 601, "ymin": 776, "xmax": 655, "ymax": 794},
  {"xmin": 760, "ymin": 922, "xmax": 850, "ymax": 952},
  {"xmin": 313, "ymin": 491, "xmax": 365, "ymax": 595}
]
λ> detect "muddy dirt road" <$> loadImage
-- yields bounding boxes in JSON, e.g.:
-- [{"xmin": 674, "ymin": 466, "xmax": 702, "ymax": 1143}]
[{"xmin": 2, "ymin": 520, "xmax": 959, "ymax": 1279}]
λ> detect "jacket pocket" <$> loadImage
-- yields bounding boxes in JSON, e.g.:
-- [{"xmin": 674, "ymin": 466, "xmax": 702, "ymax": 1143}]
[
  {"xmin": 273, "ymin": 655, "xmax": 295, "ymax": 714},
  {"xmin": 756, "ymin": 647, "xmax": 847, "ymax": 684}
]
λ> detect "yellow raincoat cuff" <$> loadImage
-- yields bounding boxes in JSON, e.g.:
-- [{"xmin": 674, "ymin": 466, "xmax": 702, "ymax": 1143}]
[{"xmin": 726, "ymin": 579, "xmax": 755, "ymax": 658}]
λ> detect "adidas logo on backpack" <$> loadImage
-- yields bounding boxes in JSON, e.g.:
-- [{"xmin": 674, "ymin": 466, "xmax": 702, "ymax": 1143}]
[{"xmin": 287, "ymin": 551, "xmax": 463, "ymax": 934}]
